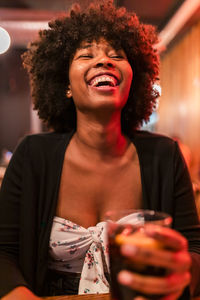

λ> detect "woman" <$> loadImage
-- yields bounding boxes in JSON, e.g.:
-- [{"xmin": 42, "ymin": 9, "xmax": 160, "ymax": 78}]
[{"xmin": 0, "ymin": 1, "xmax": 200, "ymax": 299}]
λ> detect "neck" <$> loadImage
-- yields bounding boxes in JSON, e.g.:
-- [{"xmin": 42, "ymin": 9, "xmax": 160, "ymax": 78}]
[{"xmin": 75, "ymin": 110, "xmax": 128, "ymax": 158}]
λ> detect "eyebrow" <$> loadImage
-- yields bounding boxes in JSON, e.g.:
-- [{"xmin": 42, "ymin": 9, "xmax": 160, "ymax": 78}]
[{"xmin": 79, "ymin": 44, "xmax": 92, "ymax": 50}]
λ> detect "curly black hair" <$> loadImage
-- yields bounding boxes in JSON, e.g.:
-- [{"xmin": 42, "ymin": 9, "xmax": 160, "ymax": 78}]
[{"xmin": 22, "ymin": 0, "xmax": 160, "ymax": 136}]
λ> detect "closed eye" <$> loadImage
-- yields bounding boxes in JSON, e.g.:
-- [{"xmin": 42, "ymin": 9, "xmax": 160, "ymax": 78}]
[
  {"xmin": 111, "ymin": 55, "xmax": 126, "ymax": 59},
  {"xmin": 78, "ymin": 55, "xmax": 93, "ymax": 59}
]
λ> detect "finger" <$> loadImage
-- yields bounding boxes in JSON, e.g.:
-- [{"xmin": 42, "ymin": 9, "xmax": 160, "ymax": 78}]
[
  {"xmin": 144, "ymin": 225, "xmax": 188, "ymax": 251},
  {"xmin": 117, "ymin": 270, "xmax": 191, "ymax": 296},
  {"xmin": 135, "ymin": 291, "xmax": 182, "ymax": 300},
  {"xmin": 132, "ymin": 290, "xmax": 183, "ymax": 300},
  {"xmin": 121, "ymin": 244, "xmax": 191, "ymax": 272},
  {"xmin": 161, "ymin": 290, "xmax": 183, "ymax": 300}
]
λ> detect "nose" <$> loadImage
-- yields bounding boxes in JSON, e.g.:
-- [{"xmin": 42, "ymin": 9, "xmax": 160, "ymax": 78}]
[{"xmin": 95, "ymin": 55, "xmax": 114, "ymax": 68}]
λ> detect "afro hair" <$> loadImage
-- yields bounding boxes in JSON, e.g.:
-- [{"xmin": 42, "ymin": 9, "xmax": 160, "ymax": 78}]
[{"xmin": 22, "ymin": 0, "xmax": 160, "ymax": 136}]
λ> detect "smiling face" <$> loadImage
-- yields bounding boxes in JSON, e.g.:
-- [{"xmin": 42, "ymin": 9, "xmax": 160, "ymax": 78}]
[{"xmin": 67, "ymin": 38, "xmax": 133, "ymax": 114}]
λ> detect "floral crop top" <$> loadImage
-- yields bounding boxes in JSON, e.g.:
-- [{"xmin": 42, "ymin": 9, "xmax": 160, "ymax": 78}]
[{"xmin": 48, "ymin": 216, "xmax": 110, "ymax": 294}]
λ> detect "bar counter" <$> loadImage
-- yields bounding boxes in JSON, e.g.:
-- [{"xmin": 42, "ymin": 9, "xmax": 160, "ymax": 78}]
[
  {"xmin": 44, "ymin": 293, "xmax": 109, "ymax": 300},
  {"xmin": 43, "ymin": 293, "xmax": 200, "ymax": 300}
]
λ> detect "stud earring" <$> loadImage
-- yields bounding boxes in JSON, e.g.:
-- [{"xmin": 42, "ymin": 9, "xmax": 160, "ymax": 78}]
[{"xmin": 66, "ymin": 90, "xmax": 72, "ymax": 98}]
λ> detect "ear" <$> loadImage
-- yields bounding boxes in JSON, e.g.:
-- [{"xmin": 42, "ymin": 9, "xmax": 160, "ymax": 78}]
[{"xmin": 66, "ymin": 85, "xmax": 72, "ymax": 98}]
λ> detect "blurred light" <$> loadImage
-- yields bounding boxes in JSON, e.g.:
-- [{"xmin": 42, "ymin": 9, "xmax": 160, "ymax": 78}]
[
  {"xmin": 141, "ymin": 111, "xmax": 159, "ymax": 130},
  {"xmin": 193, "ymin": 77, "xmax": 200, "ymax": 87},
  {"xmin": 153, "ymin": 83, "xmax": 162, "ymax": 97},
  {"xmin": 157, "ymin": 0, "xmax": 200, "ymax": 51},
  {"xmin": 0, "ymin": 26, "xmax": 11, "ymax": 54},
  {"xmin": 179, "ymin": 103, "xmax": 187, "ymax": 117},
  {"xmin": 0, "ymin": 21, "xmax": 49, "ymax": 31}
]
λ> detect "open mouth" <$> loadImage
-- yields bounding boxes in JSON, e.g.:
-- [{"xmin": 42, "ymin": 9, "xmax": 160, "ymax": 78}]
[{"xmin": 88, "ymin": 75, "xmax": 119, "ymax": 88}]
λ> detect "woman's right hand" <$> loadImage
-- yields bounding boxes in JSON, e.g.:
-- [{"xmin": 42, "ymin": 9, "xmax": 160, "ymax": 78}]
[{"xmin": 1, "ymin": 286, "xmax": 42, "ymax": 300}]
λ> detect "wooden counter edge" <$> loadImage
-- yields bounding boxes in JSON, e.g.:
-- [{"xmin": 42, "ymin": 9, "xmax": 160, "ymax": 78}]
[{"xmin": 43, "ymin": 293, "xmax": 110, "ymax": 299}]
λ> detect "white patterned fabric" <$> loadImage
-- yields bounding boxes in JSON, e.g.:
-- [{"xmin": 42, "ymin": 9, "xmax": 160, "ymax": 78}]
[{"xmin": 48, "ymin": 216, "xmax": 110, "ymax": 294}]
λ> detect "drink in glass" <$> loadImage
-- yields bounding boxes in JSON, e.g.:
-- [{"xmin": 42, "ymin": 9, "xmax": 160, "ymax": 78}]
[{"xmin": 105, "ymin": 209, "xmax": 172, "ymax": 300}]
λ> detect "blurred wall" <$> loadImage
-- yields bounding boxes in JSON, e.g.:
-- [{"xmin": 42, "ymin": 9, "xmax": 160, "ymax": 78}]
[
  {"xmin": 156, "ymin": 20, "xmax": 200, "ymax": 180},
  {"xmin": 0, "ymin": 48, "xmax": 30, "ymax": 154}
]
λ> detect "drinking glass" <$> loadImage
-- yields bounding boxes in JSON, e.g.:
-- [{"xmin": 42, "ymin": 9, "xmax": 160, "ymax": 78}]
[{"xmin": 105, "ymin": 209, "xmax": 172, "ymax": 300}]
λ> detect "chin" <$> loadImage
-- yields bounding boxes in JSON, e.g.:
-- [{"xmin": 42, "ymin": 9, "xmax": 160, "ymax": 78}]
[{"xmin": 93, "ymin": 100, "xmax": 125, "ymax": 112}]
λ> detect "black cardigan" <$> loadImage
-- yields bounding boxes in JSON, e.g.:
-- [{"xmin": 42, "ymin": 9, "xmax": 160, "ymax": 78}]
[{"xmin": 0, "ymin": 130, "xmax": 200, "ymax": 298}]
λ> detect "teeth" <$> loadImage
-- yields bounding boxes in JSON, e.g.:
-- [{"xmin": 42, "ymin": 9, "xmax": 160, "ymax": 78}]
[{"xmin": 89, "ymin": 75, "xmax": 118, "ymax": 87}]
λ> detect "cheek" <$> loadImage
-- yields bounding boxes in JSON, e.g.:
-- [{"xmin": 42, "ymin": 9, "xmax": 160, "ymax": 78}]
[
  {"xmin": 68, "ymin": 65, "xmax": 86, "ymax": 99},
  {"xmin": 126, "ymin": 65, "xmax": 133, "ymax": 86},
  {"xmin": 69, "ymin": 62, "xmax": 86, "ymax": 84},
  {"xmin": 119, "ymin": 65, "xmax": 133, "ymax": 105},
  {"xmin": 68, "ymin": 65, "xmax": 88, "ymax": 107},
  {"xmin": 121, "ymin": 65, "xmax": 133, "ymax": 95}
]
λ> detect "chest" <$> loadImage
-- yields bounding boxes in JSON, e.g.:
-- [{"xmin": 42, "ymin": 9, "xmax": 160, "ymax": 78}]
[{"xmin": 56, "ymin": 154, "xmax": 142, "ymax": 227}]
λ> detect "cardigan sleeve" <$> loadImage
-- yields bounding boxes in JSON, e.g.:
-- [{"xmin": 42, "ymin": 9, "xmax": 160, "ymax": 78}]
[
  {"xmin": 173, "ymin": 142, "xmax": 200, "ymax": 296},
  {"xmin": 0, "ymin": 138, "xmax": 30, "ymax": 297}
]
